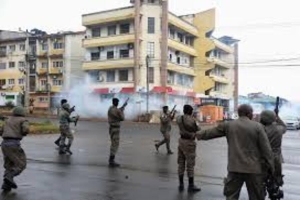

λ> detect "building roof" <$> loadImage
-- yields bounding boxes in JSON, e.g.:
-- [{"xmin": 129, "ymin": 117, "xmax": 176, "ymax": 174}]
[{"xmin": 82, "ymin": 6, "xmax": 134, "ymax": 17}]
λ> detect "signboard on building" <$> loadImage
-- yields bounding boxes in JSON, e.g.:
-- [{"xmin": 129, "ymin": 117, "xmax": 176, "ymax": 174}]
[{"xmin": 200, "ymin": 98, "xmax": 216, "ymax": 106}]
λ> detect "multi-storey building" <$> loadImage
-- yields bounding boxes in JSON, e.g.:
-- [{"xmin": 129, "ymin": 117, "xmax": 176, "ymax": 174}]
[
  {"xmin": 0, "ymin": 30, "xmax": 85, "ymax": 109},
  {"xmin": 81, "ymin": 0, "xmax": 239, "ymax": 111}
]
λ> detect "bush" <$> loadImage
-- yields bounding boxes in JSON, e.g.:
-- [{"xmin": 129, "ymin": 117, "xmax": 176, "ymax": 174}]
[{"xmin": 5, "ymin": 101, "xmax": 15, "ymax": 109}]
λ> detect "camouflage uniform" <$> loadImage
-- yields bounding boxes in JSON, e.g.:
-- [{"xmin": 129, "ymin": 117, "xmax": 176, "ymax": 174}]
[
  {"xmin": 198, "ymin": 116, "xmax": 274, "ymax": 200},
  {"xmin": 58, "ymin": 103, "xmax": 78, "ymax": 154},
  {"xmin": 107, "ymin": 105, "xmax": 124, "ymax": 166},
  {"xmin": 0, "ymin": 106, "xmax": 29, "ymax": 191},
  {"xmin": 156, "ymin": 111, "xmax": 173, "ymax": 153},
  {"xmin": 176, "ymin": 113, "xmax": 201, "ymax": 192},
  {"xmin": 260, "ymin": 110, "xmax": 286, "ymax": 185}
]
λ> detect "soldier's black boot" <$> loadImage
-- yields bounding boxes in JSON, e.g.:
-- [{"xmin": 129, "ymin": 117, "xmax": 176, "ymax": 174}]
[
  {"xmin": 109, "ymin": 155, "xmax": 120, "ymax": 167},
  {"xmin": 188, "ymin": 177, "xmax": 201, "ymax": 193},
  {"xmin": 54, "ymin": 137, "xmax": 61, "ymax": 146},
  {"xmin": 155, "ymin": 144, "xmax": 159, "ymax": 152},
  {"xmin": 3, "ymin": 174, "xmax": 17, "ymax": 189},
  {"xmin": 178, "ymin": 175, "xmax": 184, "ymax": 192},
  {"xmin": 65, "ymin": 145, "xmax": 73, "ymax": 155}
]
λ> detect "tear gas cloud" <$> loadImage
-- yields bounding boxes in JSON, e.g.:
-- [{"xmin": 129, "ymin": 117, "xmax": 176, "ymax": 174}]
[{"xmin": 55, "ymin": 75, "xmax": 191, "ymax": 120}]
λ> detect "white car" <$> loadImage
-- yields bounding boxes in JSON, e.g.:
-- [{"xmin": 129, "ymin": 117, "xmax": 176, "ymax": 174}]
[{"xmin": 282, "ymin": 116, "xmax": 300, "ymax": 130}]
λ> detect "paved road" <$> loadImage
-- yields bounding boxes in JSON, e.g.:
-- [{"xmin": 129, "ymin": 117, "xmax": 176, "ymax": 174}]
[{"xmin": 0, "ymin": 119, "xmax": 300, "ymax": 200}]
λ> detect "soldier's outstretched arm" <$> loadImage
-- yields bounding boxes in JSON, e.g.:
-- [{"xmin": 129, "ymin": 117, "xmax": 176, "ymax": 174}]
[
  {"xmin": 21, "ymin": 120, "xmax": 30, "ymax": 136},
  {"xmin": 196, "ymin": 122, "xmax": 227, "ymax": 140},
  {"xmin": 276, "ymin": 116, "xmax": 287, "ymax": 134},
  {"xmin": 257, "ymin": 124, "xmax": 275, "ymax": 174}
]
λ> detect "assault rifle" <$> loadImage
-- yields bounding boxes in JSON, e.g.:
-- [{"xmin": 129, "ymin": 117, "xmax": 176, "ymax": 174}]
[
  {"xmin": 120, "ymin": 98, "xmax": 130, "ymax": 110},
  {"xmin": 265, "ymin": 174, "xmax": 284, "ymax": 200},
  {"xmin": 70, "ymin": 106, "xmax": 76, "ymax": 113},
  {"xmin": 274, "ymin": 96, "xmax": 280, "ymax": 116}
]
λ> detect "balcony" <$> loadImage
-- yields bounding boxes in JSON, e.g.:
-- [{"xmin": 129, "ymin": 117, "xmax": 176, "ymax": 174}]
[
  {"xmin": 167, "ymin": 62, "xmax": 196, "ymax": 76},
  {"xmin": 209, "ymin": 74, "xmax": 230, "ymax": 84},
  {"xmin": 49, "ymin": 49, "xmax": 64, "ymax": 56},
  {"xmin": 168, "ymin": 39, "xmax": 197, "ymax": 57},
  {"xmin": 83, "ymin": 34, "xmax": 135, "ymax": 48},
  {"xmin": 82, "ymin": 7, "xmax": 135, "ymax": 26},
  {"xmin": 207, "ymin": 57, "xmax": 232, "ymax": 69},
  {"xmin": 168, "ymin": 13, "xmax": 198, "ymax": 37},
  {"xmin": 49, "ymin": 67, "xmax": 63, "ymax": 74},
  {"xmin": 36, "ymin": 68, "xmax": 47, "ymax": 75},
  {"xmin": 82, "ymin": 58, "xmax": 134, "ymax": 70},
  {"xmin": 51, "ymin": 86, "xmax": 62, "ymax": 92},
  {"xmin": 214, "ymin": 39, "xmax": 234, "ymax": 54}
]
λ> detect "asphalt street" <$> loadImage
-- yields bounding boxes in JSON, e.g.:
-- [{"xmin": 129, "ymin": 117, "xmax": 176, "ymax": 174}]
[{"xmin": 1, "ymin": 119, "xmax": 300, "ymax": 200}]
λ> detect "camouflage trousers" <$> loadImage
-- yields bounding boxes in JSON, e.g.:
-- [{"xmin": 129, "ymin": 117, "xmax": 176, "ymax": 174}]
[
  {"xmin": 224, "ymin": 172, "xmax": 265, "ymax": 200},
  {"xmin": 1, "ymin": 145, "xmax": 27, "ymax": 180},
  {"xmin": 157, "ymin": 131, "xmax": 171, "ymax": 151},
  {"xmin": 109, "ymin": 126, "xmax": 120, "ymax": 156},
  {"xmin": 59, "ymin": 124, "xmax": 74, "ymax": 147},
  {"xmin": 177, "ymin": 138, "xmax": 196, "ymax": 177}
]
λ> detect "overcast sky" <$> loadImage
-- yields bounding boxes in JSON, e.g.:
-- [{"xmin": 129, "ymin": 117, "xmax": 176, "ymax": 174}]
[{"xmin": 1, "ymin": 0, "xmax": 300, "ymax": 100}]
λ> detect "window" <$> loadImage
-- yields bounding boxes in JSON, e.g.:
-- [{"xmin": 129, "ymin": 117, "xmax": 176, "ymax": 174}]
[
  {"xmin": 8, "ymin": 79, "xmax": 15, "ymax": 85},
  {"xmin": 177, "ymin": 56, "xmax": 181, "ymax": 64},
  {"xmin": 41, "ymin": 62, "xmax": 48, "ymax": 68},
  {"xmin": 9, "ymin": 45, "xmax": 16, "ymax": 52},
  {"xmin": 170, "ymin": 29, "xmax": 175, "ymax": 39},
  {"xmin": 41, "ymin": 80, "xmax": 47, "ymax": 86},
  {"xmin": 18, "ymin": 61, "xmax": 25, "ymax": 68},
  {"xmin": 148, "ymin": 17, "xmax": 155, "ymax": 34},
  {"xmin": 119, "ymin": 70, "xmax": 128, "ymax": 81},
  {"xmin": 19, "ymin": 44, "xmax": 25, "ymax": 51},
  {"xmin": 53, "ymin": 42, "xmax": 63, "ymax": 49},
  {"xmin": 106, "ymin": 70, "xmax": 115, "ymax": 82},
  {"xmin": 0, "ymin": 63, "xmax": 6, "ymax": 70},
  {"xmin": 39, "ymin": 97, "xmax": 48, "ymax": 102},
  {"xmin": 147, "ymin": 42, "xmax": 155, "ymax": 58},
  {"xmin": 177, "ymin": 33, "xmax": 183, "ymax": 43},
  {"xmin": 91, "ymin": 52, "xmax": 100, "ymax": 60},
  {"xmin": 53, "ymin": 61, "xmax": 63, "ymax": 67},
  {"xmin": 9, "ymin": 62, "xmax": 15, "ymax": 68},
  {"xmin": 108, "ymin": 25, "xmax": 117, "ymax": 36},
  {"xmin": 0, "ymin": 79, "xmax": 6, "ymax": 86},
  {"xmin": 120, "ymin": 24, "xmax": 130, "ymax": 34},
  {"xmin": 42, "ymin": 43, "xmax": 48, "ymax": 51},
  {"xmin": 120, "ymin": 49, "xmax": 129, "ymax": 58},
  {"xmin": 169, "ymin": 54, "xmax": 172, "ymax": 61},
  {"xmin": 148, "ymin": 67, "xmax": 154, "ymax": 83},
  {"xmin": 0, "ymin": 46, "xmax": 6, "ymax": 53},
  {"xmin": 53, "ymin": 80, "xmax": 63, "ymax": 86},
  {"xmin": 92, "ymin": 28, "xmax": 101, "ymax": 37},
  {"xmin": 107, "ymin": 51, "xmax": 114, "ymax": 59},
  {"xmin": 148, "ymin": 0, "xmax": 155, "ymax": 3},
  {"xmin": 18, "ymin": 78, "xmax": 24, "ymax": 85},
  {"xmin": 167, "ymin": 71, "xmax": 175, "ymax": 84}
]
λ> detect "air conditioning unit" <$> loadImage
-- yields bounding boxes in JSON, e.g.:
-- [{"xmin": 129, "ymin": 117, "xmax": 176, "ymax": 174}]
[
  {"xmin": 1, "ymin": 92, "xmax": 6, "ymax": 96},
  {"xmin": 53, "ymin": 76, "xmax": 57, "ymax": 79},
  {"xmin": 58, "ymin": 69, "xmax": 63, "ymax": 74},
  {"xmin": 128, "ymin": 43, "xmax": 134, "ymax": 49},
  {"xmin": 19, "ymin": 67, "xmax": 25, "ymax": 72},
  {"xmin": 98, "ymin": 46, "xmax": 105, "ymax": 51}
]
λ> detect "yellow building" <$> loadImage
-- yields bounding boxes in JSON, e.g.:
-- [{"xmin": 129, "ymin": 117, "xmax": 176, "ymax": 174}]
[
  {"xmin": 82, "ymin": 0, "xmax": 238, "ymax": 109},
  {"xmin": 0, "ymin": 30, "xmax": 85, "ymax": 108}
]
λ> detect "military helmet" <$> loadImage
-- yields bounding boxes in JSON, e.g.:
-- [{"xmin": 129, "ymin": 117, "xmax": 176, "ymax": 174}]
[
  {"xmin": 260, "ymin": 110, "xmax": 276, "ymax": 125},
  {"xmin": 12, "ymin": 106, "xmax": 26, "ymax": 117},
  {"xmin": 62, "ymin": 103, "xmax": 70, "ymax": 110}
]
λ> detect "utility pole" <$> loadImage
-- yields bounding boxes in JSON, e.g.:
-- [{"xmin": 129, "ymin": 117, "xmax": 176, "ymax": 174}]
[
  {"xmin": 233, "ymin": 43, "xmax": 239, "ymax": 112},
  {"xmin": 46, "ymin": 38, "xmax": 51, "ymax": 114},
  {"xmin": 24, "ymin": 36, "xmax": 30, "ymax": 111},
  {"xmin": 146, "ymin": 55, "xmax": 150, "ymax": 114}
]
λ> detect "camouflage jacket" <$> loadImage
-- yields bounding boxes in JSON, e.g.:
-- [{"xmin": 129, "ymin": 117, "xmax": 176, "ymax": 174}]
[
  {"xmin": 176, "ymin": 115, "xmax": 200, "ymax": 139},
  {"xmin": 160, "ymin": 112, "xmax": 173, "ymax": 133},
  {"xmin": 0, "ymin": 116, "xmax": 29, "ymax": 140},
  {"xmin": 59, "ymin": 109, "xmax": 76, "ymax": 126},
  {"xmin": 198, "ymin": 116, "xmax": 274, "ymax": 174},
  {"xmin": 107, "ymin": 106, "xmax": 124, "ymax": 127}
]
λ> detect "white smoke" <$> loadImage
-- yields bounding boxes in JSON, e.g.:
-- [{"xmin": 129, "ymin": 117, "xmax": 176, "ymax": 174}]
[
  {"xmin": 278, "ymin": 102, "xmax": 300, "ymax": 118},
  {"xmin": 56, "ymin": 75, "xmax": 193, "ymax": 120}
]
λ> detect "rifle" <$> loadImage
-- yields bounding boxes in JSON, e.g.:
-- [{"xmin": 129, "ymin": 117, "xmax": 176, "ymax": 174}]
[
  {"xmin": 120, "ymin": 98, "xmax": 130, "ymax": 110},
  {"xmin": 73, "ymin": 115, "xmax": 80, "ymax": 126},
  {"xmin": 70, "ymin": 106, "xmax": 76, "ymax": 113},
  {"xmin": 274, "ymin": 96, "xmax": 280, "ymax": 116}
]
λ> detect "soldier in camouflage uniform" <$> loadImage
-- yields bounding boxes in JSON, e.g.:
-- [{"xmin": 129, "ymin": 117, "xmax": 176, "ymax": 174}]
[
  {"xmin": 197, "ymin": 104, "xmax": 274, "ymax": 200},
  {"xmin": 176, "ymin": 105, "xmax": 201, "ymax": 193},
  {"xmin": 54, "ymin": 99, "xmax": 68, "ymax": 147},
  {"xmin": 58, "ymin": 103, "xmax": 79, "ymax": 155},
  {"xmin": 107, "ymin": 98, "xmax": 126, "ymax": 167},
  {"xmin": 260, "ymin": 110, "xmax": 286, "ymax": 185},
  {"xmin": 0, "ymin": 106, "xmax": 29, "ymax": 192},
  {"xmin": 155, "ymin": 106, "xmax": 175, "ymax": 154}
]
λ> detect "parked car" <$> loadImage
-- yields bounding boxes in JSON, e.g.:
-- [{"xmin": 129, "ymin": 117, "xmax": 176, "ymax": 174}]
[{"xmin": 282, "ymin": 116, "xmax": 300, "ymax": 130}]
